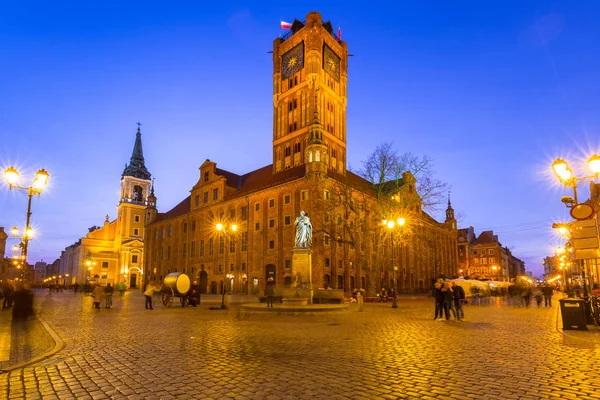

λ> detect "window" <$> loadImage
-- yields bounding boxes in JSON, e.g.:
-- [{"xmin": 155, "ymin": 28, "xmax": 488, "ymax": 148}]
[
  {"xmin": 204, "ymin": 171, "xmax": 209, "ymax": 182},
  {"xmin": 195, "ymin": 195, "xmax": 200, "ymax": 206},
  {"xmin": 182, "ymin": 243, "xmax": 187, "ymax": 258},
  {"xmin": 284, "ymin": 216, "xmax": 291, "ymax": 225},
  {"xmin": 472, "ymin": 250, "xmax": 477, "ymax": 255},
  {"xmin": 269, "ymin": 240, "xmax": 275, "ymax": 249},
  {"xmin": 191, "ymin": 241, "xmax": 196, "ymax": 258},
  {"xmin": 167, "ymin": 246, "xmax": 171, "ymax": 260},
  {"xmin": 241, "ymin": 232, "xmax": 248, "ymax": 252},
  {"xmin": 155, "ymin": 229, "xmax": 158, "ymax": 240},
  {"xmin": 230, "ymin": 238, "xmax": 235, "ymax": 253},
  {"xmin": 489, "ymin": 249, "xmax": 495, "ymax": 255},
  {"xmin": 473, "ymin": 258, "xmax": 479, "ymax": 265},
  {"xmin": 209, "ymin": 238, "xmax": 214, "ymax": 256},
  {"xmin": 230, "ymin": 208, "xmax": 236, "ymax": 220},
  {"xmin": 480, "ymin": 258, "xmax": 486, "ymax": 265},
  {"xmin": 199, "ymin": 240, "xmax": 204, "ymax": 256},
  {"xmin": 192, "ymin": 221, "xmax": 196, "ymax": 232},
  {"xmin": 269, "ymin": 199, "xmax": 275, "ymax": 208},
  {"xmin": 213, "ymin": 188, "xmax": 219, "ymax": 200},
  {"xmin": 204, "ymin": 192, "xmax": 209, "ymax": 203},
  {"xmin": 134, "ymin": 215, "xmax": 140, "ymax": 223},
  {"xmin": 169, "ymin": 226, "xmax": 173, "ymax": 237},
  {"xmin": 325, "ymin": 258, "xmax": 330, "ymax": 268},
  {"xmin": 230, "ymin": 263, "xmax": 234, "ymax": 272},
  {"xmin": 284, "ymin": 194, "xmax": 291, "ymax": 204},
  {"xmin": 285, "ymin": 260, "xmax": 291, "ymax": 269},
  {"xmin": 255, "ymin": 222, "xmax": 260, "ymax": 231},
  {"xmin": 241, "ymin": 206, "xmax": 248, "ymax": 221},
  {"xmin": 219, "ymin": 236, "xmax": 224, "ymax": 254},
  {"xmin": 218, "ymin": 264, "xmax": 223, "ymax": 272},
  {"xmin": 285, "ymin": 146, "xmax": 291, "ymax": 156},
  {"xmin": 269, "ymin": 219, "xmax": 275, "ymax": 228},
  {"xmin": 489, "ymin": 257, "xmax": 495, "ymax": 264},
  {"xmin": 324, "ymin": 190, "xmax": 330, "ymax": 200},
  {"xmin": 242, "ymin": 262, "xmax": 246, "ymax": 271},
  {"xmin": 293, "ymin": 142, "xmax": 301, "ymax": 153},
  {"xmin": 255, "ymin": 203, "xmax": 260, "ymax": 212},
  {"xmin": 324, "ymin": 235, "xmax": 330, "ymax": 245},
  {"xmin": 162, "ymin": 228, "xmax": 165, "ymax": 238},
  {"xmin": 337, "ymin": 238, "xmax": 343, "ymax": 248},
  {"xmin": 102, "ymin": 261, "xmax": 109, "ymax": 269},
  {"xmin": 132, "ymin": 255, "xmax": 138, "ymax": 264},
  {"xmin": 183, "ymin": 223, "xmax": 187, "ymax": 233},
  {"xmin": 301, "ymin": 190, "xmax": 308, "ymax": 201},
  {"xmin": 133, "ymin": 228, "xmax": 139, "ymax": 236}
]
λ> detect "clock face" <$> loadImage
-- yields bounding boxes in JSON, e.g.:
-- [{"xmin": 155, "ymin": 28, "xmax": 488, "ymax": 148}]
[
  {"xmin": 282, "ymin": 42, "xmax": 304, "ymax": 78},
  {"xmin": 323, "ymin": 45, "xmax": 340, "ymax": 81}
]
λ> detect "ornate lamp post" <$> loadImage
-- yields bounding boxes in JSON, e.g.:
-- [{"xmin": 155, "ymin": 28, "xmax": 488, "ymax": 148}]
[
  {"xmin": 216, "ymin": 222, "xmax": 237, "ymax": 309},
  {"xmin": 383, "ymin": 217, "xmax": 406, "ymax": 309},
  {"xmin": 4, "ymin": 167, "xmax": 50, "ymax": 270},
  {"xmin": 84, "ymin": 253, "xmax": 96, "ymax": 282}
]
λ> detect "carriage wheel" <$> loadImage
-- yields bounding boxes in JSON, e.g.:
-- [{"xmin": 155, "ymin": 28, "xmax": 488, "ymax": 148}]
[
  {"xmin": 162, "ymin": 287, "xmax": 174, "ymax": 307},
  {"xmin": 180, "ymin": 296, "xmax": 189, "ymax": 308}
]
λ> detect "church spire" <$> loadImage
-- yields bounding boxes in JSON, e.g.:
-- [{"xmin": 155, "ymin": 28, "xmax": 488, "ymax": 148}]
[
  {"xmin": 445, "ymin": 191, "xmax": 455, "ymax": 224},
  {"xmin": 122, "ymin": 124, "xmax": 151, "ymax": 180}
]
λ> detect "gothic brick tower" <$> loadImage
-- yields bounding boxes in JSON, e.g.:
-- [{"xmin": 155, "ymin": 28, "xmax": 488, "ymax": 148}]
[{"xmin": 272, "ymin": 11, "xmax": 348, "ymax": 176}]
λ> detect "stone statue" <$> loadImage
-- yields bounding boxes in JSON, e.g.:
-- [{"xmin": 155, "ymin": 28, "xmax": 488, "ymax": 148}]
[{"xmin": 294, "ymin": 211, "xmax": 312, "ymax": 248}]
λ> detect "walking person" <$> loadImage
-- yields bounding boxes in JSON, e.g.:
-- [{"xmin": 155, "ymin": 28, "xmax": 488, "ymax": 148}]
[
  {"xmin": 433, "ymin": 280, "xmax": 444, "ymax": 320},
  {"xmin": 92, "ymin": 283, "xmax": 104, "ymax": 309},
  {"xmin": 265, "ymin": 277, "xmax": 275, "ymax": 307},
  {"xmin": 542, "ymin": 284, "xmax": 553, "ymax": 307},
  {"xmin": 144, "ymin": 281, "xmax": 160, "ymax": 310},
  {"xmin": 442, "ymin": 282, "xmax": 457, "ymax": 320},
  {"xmin": 104, "ymin": 283, "xmax": 114, "ymax": 308},
  {"xmin": 117, "ymin": 282, "xmax": 126, "ymax": 296},
  {"xmin": 188, "ymin": 281, "xmax": 200, "ymax": 307},
  {"xmin": 452, "ymin": 281, "xmax": 466, "ymax": 321},
  {"xmin": 534, "ymin": 289, "xmax": 543, "ymax": 307}
]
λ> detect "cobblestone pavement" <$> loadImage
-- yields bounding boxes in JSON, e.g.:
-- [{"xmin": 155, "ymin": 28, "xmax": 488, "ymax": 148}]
[{"xmin": 2, "ymin": 290, "xmax": 600, "ymax": 399}]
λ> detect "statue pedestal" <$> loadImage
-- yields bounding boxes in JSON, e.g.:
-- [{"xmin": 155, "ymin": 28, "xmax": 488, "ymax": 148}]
[{"xmin": 290, "ymin": 248, "xmax": 313, "ymax": 304}]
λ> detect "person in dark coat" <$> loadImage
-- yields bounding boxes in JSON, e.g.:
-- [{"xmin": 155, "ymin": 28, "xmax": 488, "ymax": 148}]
[
  {"xmin": 542, "ymin": 284, "xmax": 554, "ymax": 307},
  {"xmin": 442, "ymin": 283, "xmax": 456, "ymax": 320},
  {"xmin": 12, "ymin": 283, "xmax": 34, "ymax": 320},
  {"xmin": 265, "ymin": 278, "xmax": 275, "ymax": 307},
  {"xmin": 188, "ymin": 281, "xmax": 200, "ymax": 307},
  {"xmin": 433, "ymin": 279, "xmax": 445, "ymax": 320},
  {"xmin": 452, "ymin": 282, "xmax": 466, "ymax": 321},
  {"xmin": 104, "ymin": 283, "xmax": 114, "ymax": 308}
]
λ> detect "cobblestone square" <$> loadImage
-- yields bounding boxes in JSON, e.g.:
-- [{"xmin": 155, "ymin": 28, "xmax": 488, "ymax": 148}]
[{"xmin": 2, "ymin": 291, "xmax": 600, "ymax": 399}]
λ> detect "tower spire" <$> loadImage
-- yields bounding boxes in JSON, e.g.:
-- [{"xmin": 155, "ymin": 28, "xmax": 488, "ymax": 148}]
[{"xmin": 122, "ymin": 124, "xmax": 151, "ymax": 180}]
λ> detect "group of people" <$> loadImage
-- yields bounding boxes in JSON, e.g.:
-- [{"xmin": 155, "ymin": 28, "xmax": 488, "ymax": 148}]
[
  {"xmin": 1, "ymin": 280, "xmax": 34, "ymax": 319},
  {"xmin": 433, "ymin": 279, "xmax": 466, "ymax": 321}
]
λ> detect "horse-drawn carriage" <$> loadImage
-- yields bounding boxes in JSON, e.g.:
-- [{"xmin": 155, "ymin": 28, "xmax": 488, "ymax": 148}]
[{"xmin": 162, "ymin": 272, "xmax": 191, "ymax": 307}]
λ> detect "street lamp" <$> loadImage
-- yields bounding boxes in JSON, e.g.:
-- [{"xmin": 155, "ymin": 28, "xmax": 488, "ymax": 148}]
[
  {"xmin": 491, "ymin": 265, "xmax": 498, "ymax": 280},
  {"xmin": 84, "ymin": 253, "xmax": 96, "ymax": 282},
  {"xmin": 382, "ymin": 217, "xmax": 406, "ymax": 309},
  {"xmin": 4, "ymin": 166, "xmax": 50, "ymax": 274},
  {"xmin": 552, "ymin": 155, "xmax": 600, "ymax": 205},
  {"xmin": 216, "ymin": 222, "xmax": 238, "ymax": 309}
]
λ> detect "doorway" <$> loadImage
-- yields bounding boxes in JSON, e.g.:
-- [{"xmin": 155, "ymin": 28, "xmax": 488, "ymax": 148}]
[
  {"xmin": 199, "ymin": 271, "xmax": 208, "ymax": 294},
  {"xmin": 266, "ymin": 264, "xmax": 276, "ymax": 283},
  {"xmin": 130, "ymin": 273, "xmax": 137, "ymax": 288}
]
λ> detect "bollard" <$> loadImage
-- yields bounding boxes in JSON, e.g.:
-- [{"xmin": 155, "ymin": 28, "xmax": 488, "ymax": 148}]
[{"xmin": 357, "ymin": 292, "xmax": 364, "ymax": 312}]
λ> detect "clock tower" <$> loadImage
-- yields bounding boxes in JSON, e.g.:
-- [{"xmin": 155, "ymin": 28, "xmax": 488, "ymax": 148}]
[{"xmin": 272, "ymin": 11, "xmax": 348, "ymax": 175}]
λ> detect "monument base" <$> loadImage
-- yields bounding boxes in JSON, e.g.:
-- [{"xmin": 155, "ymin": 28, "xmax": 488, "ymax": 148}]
[{"xmin": 292, "ymin": 248, "xmax": 313, "ymax": 304}]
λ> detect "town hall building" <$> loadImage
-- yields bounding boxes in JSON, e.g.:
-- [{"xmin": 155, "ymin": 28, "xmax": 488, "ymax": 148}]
[{"xmin": 143, "ymin": 11, "xmax": 458, "ymax": 296}]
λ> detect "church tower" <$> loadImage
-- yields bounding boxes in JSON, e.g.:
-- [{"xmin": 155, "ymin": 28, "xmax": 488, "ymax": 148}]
[
  {"xmin": 117, "ymin": 125, "xmax": 152, "ymax": 245},
  {"xmin": 272, "ymin": 11, "xmax": 348, "ymax": 175},
  {"xmin": 445, "ymin": 194, "xmax": 457, "ymax": 230}
]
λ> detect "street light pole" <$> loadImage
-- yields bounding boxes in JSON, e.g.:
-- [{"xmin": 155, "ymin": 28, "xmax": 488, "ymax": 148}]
[
  {"xmin": 383, "ymin": 217, "xmax": 406, "ymax": 309},
  {"xmin": 216, "ymin": 222, "xmax": 237, "ymax": 309}
]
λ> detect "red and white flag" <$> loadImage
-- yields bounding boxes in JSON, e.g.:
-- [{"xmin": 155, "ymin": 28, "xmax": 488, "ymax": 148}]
[
  {"xmin": 337, "ymin": 26, "xmax": 342, "ymax": 40},
  {"xmin": 280, "ymin": 20, "xmax": 292, "ymax": 29}
]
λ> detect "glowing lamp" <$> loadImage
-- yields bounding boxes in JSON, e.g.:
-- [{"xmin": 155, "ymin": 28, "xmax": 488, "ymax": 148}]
[
  {"xmin": 552, "ymin": 158, "xmax": 569, "ymax": 179},
  {"xmin": 589, "ymin": 154, "xmax": 600, "ymax": 174},
  {"xmin": 4, "ymin": 166, "xmax": 19, "ymax": 185},
  {"xmin": 387, "ymin": 220, "xmax": 395, "ymax": 229},
  {"xmin": 33, "ymin": 168, "xmax": 49, "ymax": 190},
  {"xmin": 397, "ymin": 217, "xmax": 406, "ymax": 226},
  {"xmin": 231, "ymin": 224, "xmax": 237, "ymax": 232},
  {"xmin": 216, "ymin": 223, "xmax": 223, "ymax": 231}
]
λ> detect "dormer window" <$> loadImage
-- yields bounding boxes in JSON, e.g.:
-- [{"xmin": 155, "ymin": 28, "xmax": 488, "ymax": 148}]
[{"xmin": 204, "ymin": 172, "xmax": 209, "ymax": 182}]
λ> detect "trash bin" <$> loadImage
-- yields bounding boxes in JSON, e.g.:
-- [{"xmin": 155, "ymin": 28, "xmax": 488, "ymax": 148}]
[{"xmin": 559, "ymin": 298, "xmax": 588, "ymax": 331}]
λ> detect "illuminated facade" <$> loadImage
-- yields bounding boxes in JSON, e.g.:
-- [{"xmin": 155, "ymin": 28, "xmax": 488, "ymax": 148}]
[
  {"xmin": 59, "ymin": 127, "xmax": 152, "ymax": 287},
  {"xmin": 144, "ymin": 12, "xmax": 458, "ymax": 296}
]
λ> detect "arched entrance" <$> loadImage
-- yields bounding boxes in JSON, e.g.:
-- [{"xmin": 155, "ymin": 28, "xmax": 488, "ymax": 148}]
[
  {"xmin": 266, "ymin": 264, "xmax": 276, "ymax": 283},
  {"xmin": 210, "ymin": 281, "xmax": 217, "ymax": 294},
  {"xmin": 324, "ymin": 274, "xmax": 331, "ymax": 289},
  {"xmin": 199, "ymin": 271, "xmax": 208, "ymax": 294}
]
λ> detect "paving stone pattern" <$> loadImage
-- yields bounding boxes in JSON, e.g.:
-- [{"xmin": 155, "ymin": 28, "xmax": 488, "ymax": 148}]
[{"xmin": 1, "ymin": 290, "xmax": 600, "ymax": 399}]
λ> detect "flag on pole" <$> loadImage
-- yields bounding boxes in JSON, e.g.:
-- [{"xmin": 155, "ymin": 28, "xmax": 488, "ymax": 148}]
[
  {"xmin": 280, "ymin": 20, "xmax": 292, "ymax": 29},
  {"xmin": 337, "ymin": 25, "xmax": 342, "ymax": 40}
]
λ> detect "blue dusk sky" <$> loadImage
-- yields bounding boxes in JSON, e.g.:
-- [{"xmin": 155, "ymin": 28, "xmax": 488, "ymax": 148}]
[{"xmin": 1, "ymin": 1, "xmax": 599, "ymax": 277}]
